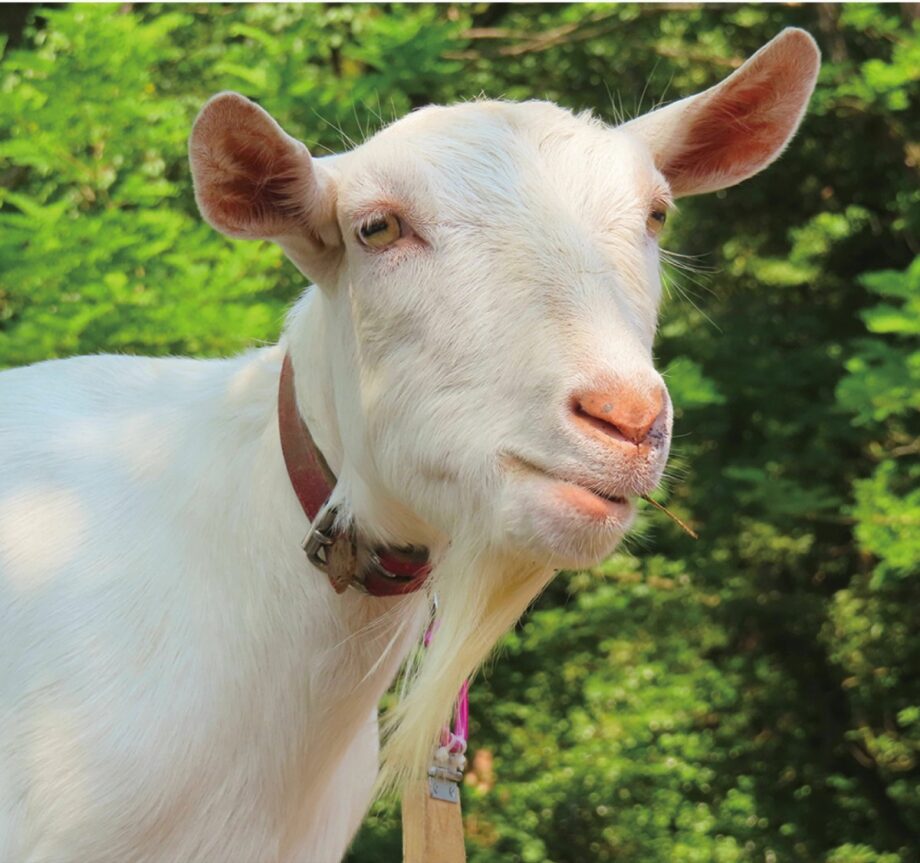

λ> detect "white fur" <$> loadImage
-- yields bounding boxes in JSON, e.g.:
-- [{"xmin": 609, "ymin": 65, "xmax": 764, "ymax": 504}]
[{"xmin": 1, "ymin": 30, "xmax": 818, "ymax": 862}]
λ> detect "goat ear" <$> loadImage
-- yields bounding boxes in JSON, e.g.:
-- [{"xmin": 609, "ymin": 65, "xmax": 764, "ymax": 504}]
[
  {"xmin": 623, "ymin": 28, "xmax": 820, "ymax": 197},
  {"xmin": 189, "ymin": 92, "xmax": 340, "ymax": 274}
]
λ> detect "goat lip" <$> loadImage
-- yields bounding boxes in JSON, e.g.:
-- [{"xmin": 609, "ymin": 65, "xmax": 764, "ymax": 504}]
[
  {"xmin": 504, "ymin": 454, "xmax": 633, "ymax": 519},
  {"xmin": 553, "ymin": 481, "xmax": 633, "ymax": 521}
]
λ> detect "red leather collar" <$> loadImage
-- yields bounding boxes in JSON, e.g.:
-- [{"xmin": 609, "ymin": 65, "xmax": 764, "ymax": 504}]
[{"xmin": 278, "ymin": 353, "xmax": 431, "ymax": 597}]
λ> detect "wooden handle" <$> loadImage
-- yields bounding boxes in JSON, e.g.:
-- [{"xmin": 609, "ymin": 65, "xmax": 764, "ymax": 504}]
[{"xmin": 402, "ymin": 778, "xmax": 466, "ymax": 863}]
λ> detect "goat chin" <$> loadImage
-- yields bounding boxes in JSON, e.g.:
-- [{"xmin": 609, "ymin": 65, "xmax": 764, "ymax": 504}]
[{"xmin": 376, "ymin": 528, "xmax": 556, "ymax": 796}]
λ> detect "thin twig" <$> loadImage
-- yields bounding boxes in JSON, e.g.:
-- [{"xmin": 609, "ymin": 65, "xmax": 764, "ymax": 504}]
[{"xmin": 641, "ymin": 496, "xmax": 699, "ymax": 539}]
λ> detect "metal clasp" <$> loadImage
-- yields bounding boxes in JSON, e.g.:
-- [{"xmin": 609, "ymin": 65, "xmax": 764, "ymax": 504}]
[
  {"xmin": 303, "ymin": 506, "xmax": 430, "ymax": 596},
  {"xmin": 302, "ymin": 504, "xmax": 339, "ymax": 571},
  {"xmin": 427, "ymin": 765, "xmax": 463, "ymax": 803}
]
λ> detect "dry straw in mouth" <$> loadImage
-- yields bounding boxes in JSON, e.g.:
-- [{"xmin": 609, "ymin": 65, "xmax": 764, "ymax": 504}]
[{"xmin": 641, "ymin": 495, "xmax": 699, "ymax": 540}]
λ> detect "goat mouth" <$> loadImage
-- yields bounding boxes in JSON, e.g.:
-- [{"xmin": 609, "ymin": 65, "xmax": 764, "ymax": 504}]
[
  {"xmin": 504, "ymin": 454, "xmax": 633, "ymax": 518},
  {"xmin": 593, "ymin": 489, "xmax": 628, "ymax": 505}
]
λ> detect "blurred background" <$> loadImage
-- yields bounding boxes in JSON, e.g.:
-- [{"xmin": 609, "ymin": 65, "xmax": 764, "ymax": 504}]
[{"xmin": 1, "ymin": 4, "xmax": 917, "ymax": 862}]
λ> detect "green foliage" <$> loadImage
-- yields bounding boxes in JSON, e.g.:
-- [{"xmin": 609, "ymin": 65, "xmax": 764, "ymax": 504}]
[
  {"xmin": 827, "ymin": 845, "xmax": 904, "ymax": 863},
  {"xmin": 2, "ymin": 5, "xmax": 918, "ymax": 862},
  {"xmin": 0, "ymin": 4, "xmax": 470, "ymax": 365}
]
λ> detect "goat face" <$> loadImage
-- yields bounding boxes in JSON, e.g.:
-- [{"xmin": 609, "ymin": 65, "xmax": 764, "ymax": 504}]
[
  {"xmin": 190, "ymin": 29, "xmax": 819, "ymax": 570},
  {"xmin": 325, "ymin": 102, "xmax": 674, "ymax": 568}
]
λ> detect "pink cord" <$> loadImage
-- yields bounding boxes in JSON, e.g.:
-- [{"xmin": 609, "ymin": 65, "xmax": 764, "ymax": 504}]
[
  {"xmin": 426, "ymin": 620, "xmax": 469, "ymax": 756},
  {"xmin": 454, "ymin": 680, "xmax": 469, "ymax": 741}
]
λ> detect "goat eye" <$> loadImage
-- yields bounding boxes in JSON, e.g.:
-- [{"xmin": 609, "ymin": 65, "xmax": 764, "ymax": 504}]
[
  {"xmin": 358, "ymin": 214, "xmax": 402, "ymax": 249},
  {"xmin": 647, "ymin": 209, "xmax": 667, "ymax": 236}
]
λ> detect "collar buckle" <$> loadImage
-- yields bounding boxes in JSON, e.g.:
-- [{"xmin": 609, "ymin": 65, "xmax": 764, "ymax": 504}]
[
  {"xmin": 302, "ymin": 504, "xmax": 359, "ymax": 594},
  {"xmin": 301, "ymin": 504, "xmax": 340, "ymax": 570}
]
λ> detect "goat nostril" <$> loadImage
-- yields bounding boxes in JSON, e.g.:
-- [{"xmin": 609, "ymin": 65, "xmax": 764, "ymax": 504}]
[{"xmin": 572, "ymin": 387, "xmax": 665, "ymax": 447}]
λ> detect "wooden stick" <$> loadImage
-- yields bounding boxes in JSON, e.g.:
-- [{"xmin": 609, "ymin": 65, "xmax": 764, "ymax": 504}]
[{"xmin": 403, "ymin": 777, "xmax": 466, "ymax": 863}]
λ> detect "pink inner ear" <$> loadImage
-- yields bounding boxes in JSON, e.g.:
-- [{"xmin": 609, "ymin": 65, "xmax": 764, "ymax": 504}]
[
  {"xmin": 197, "ymin": 127, "xmax": 309, "ymax": 238},
  {"xmin": 664, "ymin": 72, "xmax": 800, "ymax": 196},
  {"xmin": 210, "ymin": 129, "xmax": 308, "ymax": 235},
  {"xmin": 190, "ymin": 93, "xmax": 318, "ymax": 240},
  {"xmin": 668, "ymin": 80, "xmax": 774, "ymax": 180},
  {"xmin": 657, "ymin": 28, "xmax": 820, "ymax": 198}
]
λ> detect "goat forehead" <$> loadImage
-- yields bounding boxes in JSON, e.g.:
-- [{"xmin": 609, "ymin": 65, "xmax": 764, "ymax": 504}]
[
  {"xmin": 340, "ymin": 101, "xmax": 658, "ymax": 221},
  {"xmin": 375, "ymin": 99, "xmax": 583, "ymax": 145}
]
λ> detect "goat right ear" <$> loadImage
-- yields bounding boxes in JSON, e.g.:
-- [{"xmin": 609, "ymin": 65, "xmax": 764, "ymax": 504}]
[
  {"xmin": 189, "ymin": 92, "xmax": 341, "ymax": 277},
  {"xmin": 623, "ymin": 28, "xmax": 820, "ymax": 197}
]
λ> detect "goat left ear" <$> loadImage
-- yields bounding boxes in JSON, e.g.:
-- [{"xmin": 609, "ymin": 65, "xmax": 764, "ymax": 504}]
[
  {"xmin": 189, "ymin": 92, "xmax": 341, "ymax": 278},
  {"xmin": 623, "ymin": 28, "xmax": 820, "ymax": 197}
]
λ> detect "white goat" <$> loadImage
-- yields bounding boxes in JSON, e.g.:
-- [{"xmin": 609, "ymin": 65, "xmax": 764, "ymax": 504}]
[{"xmin": 0, "ymin": 29, "xmax": 819, "ymax": 863}]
